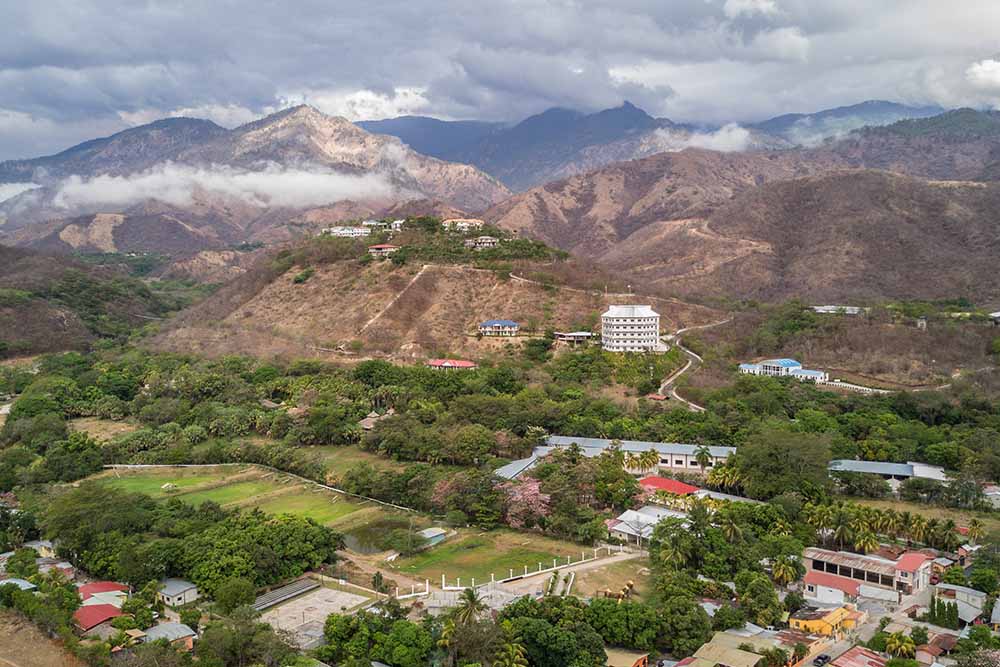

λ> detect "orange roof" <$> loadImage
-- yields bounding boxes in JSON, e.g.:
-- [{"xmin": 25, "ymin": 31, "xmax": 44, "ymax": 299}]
[
  {"xmin": 804, "ymin": 570, "xmax": 860, "ymax": 596},
  {"xmin": 639, "ymin": 476, "xmax": 700, "ymax": 495},
  {"xmin": 896, "ymin": 552, "xmax": 932, "ymax": 572},
  {"xmin": 368, "ymin": 244, "xmax": 399, "ymax": 249},
  {"xmin": 831, "ymin": 646, "xmax": 887, "ymax": 667}
]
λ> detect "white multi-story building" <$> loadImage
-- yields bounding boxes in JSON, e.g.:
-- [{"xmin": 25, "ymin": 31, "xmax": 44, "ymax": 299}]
[
  {"xmin": 738, "ymin": 358, "xmax": 828, "ymax": 382},
  {"xmin": 322, "ymin": 226, "xmax": 370, "ymax": 238},
  {"xmin": 601, "ymin": 305, "xmax": 662, "ymax": 352}
]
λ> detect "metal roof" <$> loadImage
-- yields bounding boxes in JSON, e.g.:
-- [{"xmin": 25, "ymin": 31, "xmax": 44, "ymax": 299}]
[
  {"xmin": 159, "ymin": 578, "xmax": 197, "ymax": 597},
  {"xmin": 494, "ymin": 455, "xmax": 538, "ymax": 480},
  {"xmin": 480, "ymin": 319, "xmax": 518, "ymax": 327},
  {"xmin": 792, "ymin": 369, "xmax": 827, "ymax": 378},
  {"xmin": 0, "ymin": 577, "xmax": 36, "ymax": 591},
  {"xmin": 828, "ymin": 460, "xmax": 916, "ymax": 477},
  {"xmin": 602, "ymin": 305, "xmax": 659, "ymax": 319},
  {"xmin": 761, "ymin": 358, "xmax": 802, "ymax": 367},
  {"xmin": 144, "ymin": 622, "xmax": 196, "ymax": 642},
  {"xmin": 803, "ymin": 547, "xmax": 898, "ymax": 576},
  {"xmin": 545, "ymin": 435, "xmax": 735, "ymax": 458}
]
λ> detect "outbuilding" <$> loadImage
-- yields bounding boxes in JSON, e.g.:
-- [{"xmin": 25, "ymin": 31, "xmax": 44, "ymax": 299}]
[{"xmin": 158, "ymin": 578, "xmax": 199, "ymax": 607}]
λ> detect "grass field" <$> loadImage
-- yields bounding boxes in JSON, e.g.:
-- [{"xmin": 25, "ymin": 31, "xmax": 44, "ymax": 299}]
[
  {"xmin": 314, "ymin": 444, "xmax": 407, "ymax": 476},
  {"xmin": 392, "ymin": 530, "xmax": 582, "ymax": 583},
  {"xmin": 853, "ymin": 497, "xmax": 1000, "ymax": 535},
  {"xmin": 69, "ymin": 416, "xmax": 140, "ymax": 441},
  {"xmin": 95, "ymin": 466, "xmax": 373, "ymax": 528}
]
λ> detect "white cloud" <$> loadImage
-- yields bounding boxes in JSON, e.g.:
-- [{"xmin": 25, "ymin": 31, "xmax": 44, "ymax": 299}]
[
  {"xmin": 280, "ymin": 87, "xmax": 432, "ymax": 121},
  {"xmin": 119, "ymin": 103, "xmax": 262, "ymax": 128},
  {"xmin": 52, "ymin": 162, "xmax": 401, "ymax": 210},
  {"xmin": 0, "ymin": 182, "xmax": 41, "ymax": 203},
  {"xmin": 752, "ymin": 27, "xmax": 810, "ymax": 63},
  {"xmin": 653, "ymin": 124, "xmax": 753, "ymax": 152},
  {"xmin": 966, "ymin": 59, "xmax": 1000, "ymax": 90},
  {"xmin": 724, "ymin": 0, "xmax": 779, "ymax": 19}
]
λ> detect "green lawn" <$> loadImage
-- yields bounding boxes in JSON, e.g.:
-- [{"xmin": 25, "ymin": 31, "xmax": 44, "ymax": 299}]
[
  {"xmin": 392, "ymin": 531, "xmax": 582, "ymax": 584},
  {"xmin": 101, "ymin": 468, "xmax": 242, "ymax": 498},
  {"xmin": 250, "ymin": 490, "xmax": 364, "ymax": 525},
  {"xmin": 175, "ymin": 480, "xmax": 288, "ymax": 506}
]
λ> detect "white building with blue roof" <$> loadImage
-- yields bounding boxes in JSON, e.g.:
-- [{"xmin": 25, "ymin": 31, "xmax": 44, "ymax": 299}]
[
  {"xmin": 478, "ymin": 319, "xmax": 519, "ymax": 336},
  {"xmin": 739, "ymin": 358, "xmax": 828, "ymax": 383}
]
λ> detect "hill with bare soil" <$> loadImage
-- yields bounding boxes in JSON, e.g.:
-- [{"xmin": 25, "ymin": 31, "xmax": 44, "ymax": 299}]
[{"xmin": 151, "ymin": 252, "xmax": 720, "ymax": 362}]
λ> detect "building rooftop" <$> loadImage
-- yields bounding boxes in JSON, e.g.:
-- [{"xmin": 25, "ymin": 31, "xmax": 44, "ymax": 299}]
[
  {"xmin": 803, "ymin": 570, "xmax": 861, "ymax": 596},
  {"xmin": 831, "ymin": 646, "xmax": 887, "ymax": 667},
  {"xmin": 78, "ymin": 581, "xmax": 128, "ymax": 600},
  {"xmin": 0, "ymin": 577, "xmax": 36, "ymax": 591},
  {"xmin": 367, "ymin": 244, "xmax": 399, "ymax": 250},
  {"xmin": 639, "ymin": 476, "xmax": 700, "ymax": 495},
  {"xmin": 417, "ymin": 527, "xmax": 447, "ymax": 539},
  {"xmin": 144, "ymin": 622, "xmax": 196, "ymax": 642},
  {"xmin": 761, "ymin": 358, "xmax": 803, "ymax": 367},
  {"xmin": 159, "ymin": 578, "xmax": 197, "ymax": 597},
  {"xmin": 804, "ymin": 547, "xmax": 898, "ymax": 576},
  {"xmin": 545, "ymin": 435, "xmax": 735, "ymax": 458},
  {"xmin": 74, "ymin": 604, "xmax": 123, "ymax": 631},
  {"xmin": 896, "ymin": 552, "xmax": 932, "ymax": 572},
  {"xmin": 425, "ymin": 359, "xmax": 477, "ymax": 369},
  {"xmin": 480, "ymin": 319, "xmax": 518, "ymax": 327},
  {"xmin": 602, "ymin": 305, "xmax": 659, "ymax": 319}
]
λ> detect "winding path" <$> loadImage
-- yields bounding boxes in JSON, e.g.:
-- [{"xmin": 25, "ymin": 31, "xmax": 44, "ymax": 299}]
[{"xmin": 659, "ymin": 318, "xmax": 733, "ymax": 412}]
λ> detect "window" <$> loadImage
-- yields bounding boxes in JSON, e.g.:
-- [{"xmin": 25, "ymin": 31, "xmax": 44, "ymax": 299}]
[
  {"xmin": 900, "ymin": 572, "xmax": 908, "ymax": 578},
  {"xmin": 675, "ymin": 460, "xmax": 683, "ymax": 465},
  {"xmin": 807, "ymin": 585, "xmax": 815, "ymax": 593}
]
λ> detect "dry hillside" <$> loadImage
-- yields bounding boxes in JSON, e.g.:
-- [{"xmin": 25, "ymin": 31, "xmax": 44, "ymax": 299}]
[{"xmin": 152, "ymin": 259, "xmax": 720, "ymax": 361}]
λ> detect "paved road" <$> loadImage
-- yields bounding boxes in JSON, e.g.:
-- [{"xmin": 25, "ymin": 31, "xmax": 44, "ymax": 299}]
[{"xmin": 659, "ymin": 317, "xmax": 733, "ymax": 412}]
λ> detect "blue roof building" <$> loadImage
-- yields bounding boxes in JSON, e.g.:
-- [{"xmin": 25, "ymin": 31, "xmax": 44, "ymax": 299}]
[
  {"xmin": 739, "ymin": 358, "xmax": 828, "ymax": 383},
  {"xmin": 479, "ymin": 319, "xmax": 519, "ymax": 336}
]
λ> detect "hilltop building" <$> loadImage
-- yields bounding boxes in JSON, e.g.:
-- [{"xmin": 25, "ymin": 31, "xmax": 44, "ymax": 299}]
[
  {"xmin": 479, "ymin": 319, "xmax": 519, "ymax": 336},
  {"xmin": 553, "ymin": 331, "xmax": 593, "ymax": 346},
  {"xmin": 739, "ymin": 358, "xmax": 829, "ymax": 383},
  {"xmin": 158, "ymin": 578, "xmax": 199, "ymax": 607},
  {"xmin": 442, "ymin": 218, "xmax": 484, "ymax": 232},
  {"xmin": 323, "ymin": 226, "xmax": 370, "ymax": 238},
  {"xmin": 464, "ymin": 235, "xmax": 500, "ymax": 250},
  {"xmin": 425, "ymin": 359, "xmax": 477, "ymax": 370},
  {"xmin": 991, "ymin": 311, "xmax": 1000, "ymax": 326},
  {"xmin": 601, "ymin": 305, "xmax": 664, "ymax": 352},
  {"xmin": 812, "ymin": 305, "xmax": 866, "ymax": 315},
  {"xmin": 367, "ymin": 244, "xmax": 400, "ymax": 258}
]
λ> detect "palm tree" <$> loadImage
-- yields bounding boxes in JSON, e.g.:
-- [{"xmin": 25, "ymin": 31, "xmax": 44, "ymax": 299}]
[
  {"xmin": 886, "ymin": 632, "xmax": 915, "ymax": 658},
  {"xmin": 883, "ymin": 510, "xmax": 902, "ymax": 541},
  {"xmin": 494, "ymin": 620, "xmax": 529, "ymax": 667},
  {"xmin": 660, "ymin": 540, "xmax": 690, "ymax": 569},
  {"xmin": 854, "ymin": 531, "xmax": 879, "ymax": 554},
  {"xmin": 771, "ymin": 520, "xmax": 792, "ymax": 537},
  {"xmin": 910, "ymin": 515, "xmax": 928, "ymax": 546},
  {"xmin": 772, "ymin": 557, "xmax": 798, "ymax": 587},
  {"xmin": 438, "ymin": 619, "xmax": 457, "ymax": 667},
  {"xmin": 720, "ymin": 516, "xmax": 744, "ymax": 544},
  {"xmin": 899, "ymin": 511, "xmax": 914, "ymax": 545},
  {"xmin": 805, "ymin": 503, "xmax": 834, "ymax": 545},
  {"xmin": 793, "ymin": 643, "xmax": 809, "ymax": 664},
  {"xmin": 694, "ymin": 445, "xmax": 712, "ymax": 473},
  {"xmin": 968, "ymin": 519, "xmax": 984, "ymax": 545},
  {"xmin": 642, "ymin": 448, "xmax": 660, "ymax": 473},
  {"xmin": 453, "ymin": 588, "xmax": 487, "ymax": 626},
  {"xmin": 832, "ymin": 507, "xmax": 854, "ymax": 550}
]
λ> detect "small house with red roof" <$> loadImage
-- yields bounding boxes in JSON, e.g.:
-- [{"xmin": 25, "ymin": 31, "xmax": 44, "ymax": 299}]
[
  {"xmin": 830, "ymin": 646, "xmax": 887, "ymax": 667},
  {"xmin": 74, "ymin": 603, "xmax": 123, "ymax": 638},
  {"xmin": 639, "ymin": 476, "xmax": 699, "ymax": 495},
  {"xmin": 79, "ymin": 581, "xmax": 129, "ymax": 608},
  {"xmin": 425, "ymin": 359, "xmax": 477, "ymax": 371},
  {"xmin": 895, "ymin": 552, "xmax": 933, "ymax": 593},
  {"xmin": 367, "ymin": 244, "xmax": 400, "ymax": 258}
]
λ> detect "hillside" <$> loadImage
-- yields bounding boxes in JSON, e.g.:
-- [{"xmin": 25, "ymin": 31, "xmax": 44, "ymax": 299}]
[
  {"xmin": 151, "ymin": 235, "xmax": 720, "ymax": 361},
  {"xmin": 0, "ymin": 245, "xmax": 172, "ymax": 357},
  {"xmin": 609, "ymin": 170, "xmax": 1000, "ymax": 301},
  {"xmin": 750, "ymin": 100, "xmax": 943, "ymax": 146}
]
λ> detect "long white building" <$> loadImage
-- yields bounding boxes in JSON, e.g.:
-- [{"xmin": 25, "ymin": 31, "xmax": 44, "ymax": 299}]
[{"xmin": 601, "ymin": 305, "xmax": 663, "ymax": 352}]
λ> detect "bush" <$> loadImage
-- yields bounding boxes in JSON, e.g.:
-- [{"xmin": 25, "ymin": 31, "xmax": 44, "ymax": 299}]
[
  {"xmin": 292, "ymin": 268, "xmax": 315, "ymax": 284},
  {"xmin": 445, "ymin": 510, "xmax": 468, "ymax": 527}
]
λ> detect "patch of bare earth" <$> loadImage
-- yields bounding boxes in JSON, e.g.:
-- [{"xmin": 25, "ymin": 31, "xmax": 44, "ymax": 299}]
[{"xmin": 0, "ymin": 611, "xmax": 84, "ymax": 667}]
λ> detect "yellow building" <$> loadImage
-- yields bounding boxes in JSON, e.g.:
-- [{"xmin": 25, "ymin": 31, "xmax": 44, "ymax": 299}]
[{"xmin": 789, "ymin": 605, "xmax": 865, "ymax": 639}]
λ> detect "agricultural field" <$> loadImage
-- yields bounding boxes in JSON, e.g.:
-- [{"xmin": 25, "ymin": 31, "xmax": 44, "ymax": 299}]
[
  {"xmin": 391, "ymin": 529, "xmax": 584, "ymax": 584},
  {"xmin": 93, "ymin": 466, "xmax": 378, "ymax": 529}
]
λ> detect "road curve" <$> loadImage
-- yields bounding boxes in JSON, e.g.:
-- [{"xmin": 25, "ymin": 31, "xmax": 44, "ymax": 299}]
[{"xmin": 659, "ymin": 317, "xmax": 733, "ymax": 412}]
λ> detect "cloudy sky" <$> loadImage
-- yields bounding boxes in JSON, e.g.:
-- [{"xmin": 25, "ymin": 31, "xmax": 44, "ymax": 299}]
[{"xmin": 3, "ymin": 0, "xmax": 1000, "ymax": 160}]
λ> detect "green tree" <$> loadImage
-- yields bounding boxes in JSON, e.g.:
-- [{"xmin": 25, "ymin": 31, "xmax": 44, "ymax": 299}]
[
  {"xmin": 733, "ymin": 425, "xmax": 832, "ymax": 500},
  {"xmin": 886, "ymin": 631, "xmax": 916, "ymax": 658},
  {"xmin": 659, "ymin": 595, "xmax": 713, "ymax": 657},
  {"xmin": 5, "ymin": 547, "xmax": 39, "ymax": 579},
  {"xmin": 214, "ymin": 577, "xmax": 256, "ymax": 614}
]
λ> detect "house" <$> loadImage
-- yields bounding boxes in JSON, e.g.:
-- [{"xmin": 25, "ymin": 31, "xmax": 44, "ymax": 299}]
[
  {"xmin": 915, "ymin": 645, "xmax": 943, "ymax": 666},
  {"xmin": 830, "ymin": 646, "xmax": 887, "ymax": 667},
  {"xmin": 605, "ymin": 648, "xmax": 649, "ymax": 667},
  {"xmin": 789, "ymin": 605, "xmax": 866, "ymax": 638},
  {"xmin": 803, "ymin": 548, "xmax": 932, "ymax": 600},
  {"xmin": 739, "ymin": 359, "xmax": 829, "ymax": 383},
  {"xmin": 36, "ymin": 557, "xmax": 75, "ymax": 579},
  {"xmin": 478, "ymin": 319, "xmax": 519, "ymax": 336},
  {"xmin": 495, "ymin": 436, "xmax": 736, "ymax": 480},
  {"xmin": 464, "ymin": 235, "xmax": 500, "ymax": 250},
  {"xmin": 932, "ymin": 557, "xmax": 955, "ymax": 574},
  {"xmin": 361, "ymin": 219, "xmax": 387, "ymax": 229},
  {"xmin": 367, "ymin": 244, "xmax": 400, "ymax": 258},
  {"xmin": 323, "ymin": 226, "xmax": 371, "ymax": 238},
  {"xmin": 689, "ymin": 628, "xmax": 829, "ymax": 667},
  {"xmin": 79, "ymin": 581, "xmax": 129, "ymax": 601},
  {"xmin": 803, "ymin": 569, "xmax": 860, "ymax": 604},
  {"xmin": 24, "ymin": 540, "xmax": 55, "ymax": 558},
  {"xmin": 645, "ymin": 393, "xmax": 669, "ymax": 401},
  {"xmin": 390, "ymin": 219, "xmax": 405, "ymax": 231},
  {"xmin": 158, "ymin": 578, "xmax": 199, "ymax": 607},
  {"xmin": 143, "ymin": 622, "xmax": 197, "ymax": 651},
  {"xmin": 607, "ymin": 505, "xmax": 687, "ymax": 544},
  {"xmin": 958, "ymin": 543, "xmax": 982, "ymax": 564},
  {"xmin": 812, "ymin": 306, "xmax": 866, "ymax": 315},
  {"xmin": 553, "ymin": 331, "xmax": 593, "ymax": 346},
  {"xmin": 601, "ymin": 305, "xmax": 665, "ymax": 352},
  {"xmin": 983, "ymin": 484, "xmax": 1000, "ymax": 508},
  {"xmin": 416, "ymin": 527, "xmax": 447, "ymax": 548},
  {"xmin": 0, "ymin": 577, "xmax": 36, "ymax": 592},
  {"xmin": 639, "ymin": 476, "xmax": 700, "ymax": 495},
  {"xmin": 827, "ymin": 460, "xmax": 948, "ymax": 492},
  {"xmin": 442, "ymin": 218, "xmax": 485, "ymax": 232},
  {"xmin": 74, "ymin": 604, "xmax": 123, "ymax": 638},
  {"xmin": 934, "ymin": 583, "xmax": 987, "ymax": 625},
  {"xmin": 425, "ymin": 359, "xmax": 477, "ymax": 370}
]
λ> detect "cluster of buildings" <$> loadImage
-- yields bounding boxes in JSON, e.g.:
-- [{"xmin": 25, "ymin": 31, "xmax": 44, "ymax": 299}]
[
  {"xmin": 442, "ymin": 218, "xmax": 485, "ymax": 232},
  {"xmin": 464, "ymin": 235, "xmax": 500, "ymax": 250},
  {"xmin": 322, "ymin": 219, "xmax": 405, "ymax": 237},
  {"xmin": 739, "ymin": 358, "xmax": 829, "ymax": 383},
  {"xmin": 681, "ymin": 622, "xmax": 842, "ymax": 667}
]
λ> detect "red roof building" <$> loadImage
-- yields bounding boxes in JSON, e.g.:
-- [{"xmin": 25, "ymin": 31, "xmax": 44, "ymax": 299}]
[
  {"xmin": 804, "ymin": 569, "xmax": 861, "ymax": 597},
  {"xmin": 639, "ymin": 476, "xmax": 700, "ymax": 495},
  {"xmin": 78, "ymin": 581, "xmax": 128, "ymax": 600},
  {"xmin": 73, "ymin": 604, "xmax": 123, "ymax": 632},
  {"xmin": 895, "ymin": 552, "xmax": 932, "ymax": 572},
  {"xmin": 831, "ymin": 646, "xmax": 887, "ymax": 667},
  {"xmin": 425, "ymin": 359, "xmax": 478, "ymax": 370}
]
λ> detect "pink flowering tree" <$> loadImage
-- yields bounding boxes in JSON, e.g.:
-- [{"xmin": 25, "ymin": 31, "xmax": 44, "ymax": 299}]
[{"xmin": 502, "ymin": 479, "xmax": 552, "ymax": 529}]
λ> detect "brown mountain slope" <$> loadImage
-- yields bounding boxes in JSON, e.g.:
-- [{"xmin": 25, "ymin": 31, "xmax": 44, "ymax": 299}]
[
  {"xmin": 484, "ymin": 149, "xmax": 842, "ymax": 258},
  {"xmin": 611, "ymin": 170, "xmax": 1000, "ymax": 301},
  {"xmin": 152, "ymin": 257, "xmax": 719, "ymax": 361}
]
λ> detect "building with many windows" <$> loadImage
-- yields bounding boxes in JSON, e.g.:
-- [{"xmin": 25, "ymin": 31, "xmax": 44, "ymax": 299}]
[
  {"xmin": 322, "ymin": 226, "xmax": 371, "ymax": 237},
  {"xmin": 739, "ymin": 358, "xmax": 829, "ymax": 383},
  {"xmin": 478, "ymin": 319, "xmax": 519, "ymax": 336},
  {"xmin": 601, "ymin": 305, "xmax": 663, "ymax": 352}
]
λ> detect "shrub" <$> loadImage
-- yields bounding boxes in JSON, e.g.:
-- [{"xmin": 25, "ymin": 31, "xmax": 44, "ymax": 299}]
[{"xmin": 293, "ymin": 268, "xmax": 315, "ymax": 284}]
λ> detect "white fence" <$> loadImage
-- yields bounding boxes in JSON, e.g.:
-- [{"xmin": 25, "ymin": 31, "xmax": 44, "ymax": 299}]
[{"xmin": 438, "ymin": 544, "xmax": 633, "ymax": 591}]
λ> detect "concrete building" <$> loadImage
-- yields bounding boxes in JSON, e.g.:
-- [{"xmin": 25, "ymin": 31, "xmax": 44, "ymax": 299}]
[
  {"xmin": 607, "ymin": 505, "xmax": 688, "ymax": 544},
  {"xmin": 738, "ymin": 358, "xmax": 829, "ymax": 383},
  {"xmin": 553, "ymin": 331, "xmax": 593, "ymax": 346},
  {"xmin": 990, "ymin": 311, "xmax": 1000, "ymax": 326},
  {"xmin": 323, "ymin": 226, "xmax": 370, "ymax": 238},
  {"xmin": 803, "ymin": 547, "xmax": 932, "ymax": 602},
  {"xmin": 442, "ymin": 218, "xmax": 485, "ymax": 232},
  {"xmin": 601, "ymin": 305, "xmax": 663, "ymax": 352},
  {"xmin": 74, "ymin": 604, "xmax": 123, "ymax": 638},
  {"xmin": 828, "ymin": 460, "xmax": 948, "ymax": 492},
  {"xmin": 143, "ymin": 622, "xmax": 197, "ymax": 651},
  {"xmin": 789, "ymin": 605, "xmax": 866, "ymax": 639},
  {"xmin": 495, "ymin": 436, "xmax": 735, "ymax": 480},
  {"xmin": 367, "ymin": 244, "xmax": 400, "ymax": 258},
  {"xmin": 934, "ymin": 583, "xmax": 987, "ymax": 625},
  {"xmin": 158, "ymin": 578, "xmax": 199, "ymax": 607},
  {"xmin": 416, "ymin": 527, "xmax": 448, "ymax": 548},
  {"xmin": 812, "ymin": 306, "xmax": 866, "ymax": 315},
  {"xmin": 478, "ymin": 319, "xmax": 519, "ymax": 336},
  {"xmin": 24, "ymin": 540, "xmax": 55, "ymax": 558},
  {"xmin": 464, "ymin": 235, "xmax": 500, "ymax": 250}
]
